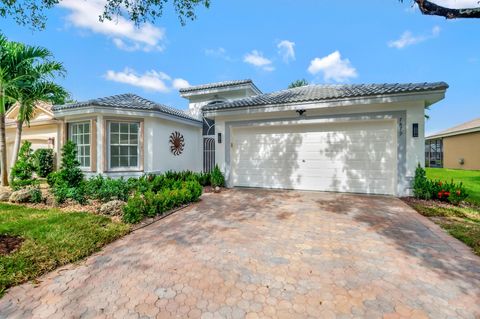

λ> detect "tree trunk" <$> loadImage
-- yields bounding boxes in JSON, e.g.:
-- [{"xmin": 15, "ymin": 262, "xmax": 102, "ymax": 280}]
[
  {"xmin": 0, "ymin": 114, "xmax": 8, "ymax": 186},
  {"xmin": 10, "ymin": 119, "xmax": 23, "ymax": 175},
  {"xmin": 0, "ymin": 89, "xmax": 8, "ymax": 187}
]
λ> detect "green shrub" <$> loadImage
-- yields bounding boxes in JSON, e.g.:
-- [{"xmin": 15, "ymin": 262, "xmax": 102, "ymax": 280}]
[
  {"xmin": 195, "ymin": 172, "xmax": 211, "ymax": 186},
  {"xmin": 122, "ymin": 193, "xmax": 146, "ymax": 224},
  {"xmin": 185, "ymin": 180, "xmax": 203, "ymax": 201},
  {"xmin": 413, "ymin": 163, "xmax": 468, "ymax": 205},
  {"xmin": 29, "ymin": 186, "xmax": 43, "ymax": 203},
  {"xmin": 48, "ymin": 140, "xmax": 85, "ymax": 204},
  {"xmin": 413, "ymin": 164, "xmax": 433, "ymax": 200},
  {"xmin": 144, "ymin": 191, "xmax": 158, "ymax": 217},
  {"xmin": 210, "ymin": 165, "xmax": 225, "ymax": 188},
  {"xmin": 10, "ymin": 141, "xmax": 36, "ymax": 190},
  {"xmin": 33, "ymin": 148, "xmax": 55, "ymax": 178},
  {"xmin": 120, "ymin": 174, "xmax": 203, "ymax": 224},
  {"xmin": 85, "ymin": 175, "xmax": 131, "ymax": 202}
]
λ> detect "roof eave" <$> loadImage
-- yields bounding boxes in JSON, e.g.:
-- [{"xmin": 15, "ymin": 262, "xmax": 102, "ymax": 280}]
[
  {"xmin": 426, "ymin": 126, "xmax": 480, "ymax": 140},
  {"xmin": 203, "ymin": 89, "xmax": 448, "ymax": 114},
  {"xmin": 54, "ymin": 105, "xmax": 202, "ymax": 126}
]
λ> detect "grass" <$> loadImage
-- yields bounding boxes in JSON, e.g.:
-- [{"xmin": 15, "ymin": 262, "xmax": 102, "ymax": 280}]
[
  {"xmin": 0, "ymin": 203, "xmax": 130, "ymax": 296},
  {"xmin": 426, "ymin": 168, "xmax": 480, "ymax": 206},
  {"xmin": 406, "ymin": 199, "xmax": 480, "ymax": 256}
]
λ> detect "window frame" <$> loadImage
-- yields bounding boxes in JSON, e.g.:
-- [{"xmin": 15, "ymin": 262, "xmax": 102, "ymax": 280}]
[
  {"xmin": 68, "ymin": 121, "xmax": 91, "ymax": 170},
  {"xmin": 107, "ymin": 120, "xmax": 141, "ymax": 171}
]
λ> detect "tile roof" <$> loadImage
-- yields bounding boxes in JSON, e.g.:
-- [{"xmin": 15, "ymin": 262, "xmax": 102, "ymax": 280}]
[
  {"xmin": 427, "ymin": 117, "xmax": 480, "ymax": 139},
  {"xmin": 203, "ymin": 82, "xmax": 449, "ymax": 111},
  {"xmin": 52, "ymin": 93, "xmax": 200, "ymax": 123},
  {"xmin": 179, "ymin": 79, "xmax": 261, "ymax": 94}
]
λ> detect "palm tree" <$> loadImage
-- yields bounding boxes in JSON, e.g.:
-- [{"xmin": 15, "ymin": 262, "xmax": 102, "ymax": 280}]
[
  {"xmin": 0, "ymin": 35, "xmax": 67, "ymax": 184},
  {"xmin": 8, "ymin": 60, "xmax": 67, "ymax": 171}
]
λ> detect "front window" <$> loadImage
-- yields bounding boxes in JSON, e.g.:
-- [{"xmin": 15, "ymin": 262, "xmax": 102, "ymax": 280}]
[
  {"xmin": 109, "ymin": 122, "xmax": 139, "ymax": 169},
  {"xmin": 69, "ymin": 122, "xmax": 90, "ymax": 168}
]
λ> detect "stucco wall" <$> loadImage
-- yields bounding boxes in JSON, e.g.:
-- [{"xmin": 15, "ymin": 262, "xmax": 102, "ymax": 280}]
[
  {"xmin": 6, "ymin": 123, "xmax": 59, "ymax": 169},
  {"xmin": 144, "ymin": 117, "xmax": 202, "ymax": 173},
  {"xmin": 443, "ymin": 132, "xmax": 480, "ymax": 170},
  {"xmin": 62, "ymin": 111, "xmax": 202, "ymax": 179},
  {"xmin": 210, "ymin": 100, "xmax": 426, "ymax": 197}
]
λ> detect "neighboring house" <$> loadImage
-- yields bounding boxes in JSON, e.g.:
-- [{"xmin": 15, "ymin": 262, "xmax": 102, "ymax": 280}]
[
  {"xmin": 426, "ymin": 118, "xmax": 480, "ymax": 170},
  {"xmin": 52, "ymin": 80, "xmax": 448, "ymax": 197},
  {"xmin": 5, "ymin": 101, "xmax": 61, "ymax": 169},
  {"xmin": 52, "ymin": 94, "xmax": 202, "ymax": 178}
]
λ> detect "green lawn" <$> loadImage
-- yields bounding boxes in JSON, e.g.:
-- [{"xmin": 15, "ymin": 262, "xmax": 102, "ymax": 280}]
[
  {"xmin": 426, "ymin": 168, "xmax": 480, "ymax": 206},
  {"xmin": 405, "ymin": 199, "xmax": 480, "ymax": 256},
  {"xmin": 0, "ymin": 203, "xmax": 130, "ymax": 296}
]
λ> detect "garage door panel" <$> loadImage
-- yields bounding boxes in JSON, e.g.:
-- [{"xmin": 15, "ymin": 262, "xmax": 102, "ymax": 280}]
[
  {"xmin": 234, "ymin": 174, "xmax": 393, "ymax": 194},
  {"xmin": 231, "ymin": 121, "xmax": 397, "ymax": 195}
]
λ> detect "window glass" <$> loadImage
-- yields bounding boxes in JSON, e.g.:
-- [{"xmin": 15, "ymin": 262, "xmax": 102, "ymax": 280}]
[
  {"xmin": 109, "ymin": 121, "xmax": 140, "ymax": 169},
  {"xmin": 69, "ymin": 122, "xmax": 91, "ymax": 168}
]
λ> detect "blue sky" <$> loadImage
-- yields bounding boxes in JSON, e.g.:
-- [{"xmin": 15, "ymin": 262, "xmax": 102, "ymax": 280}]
[{"xmin": 1, "ymin": 0, "xmax": 479, "ymax": 135}]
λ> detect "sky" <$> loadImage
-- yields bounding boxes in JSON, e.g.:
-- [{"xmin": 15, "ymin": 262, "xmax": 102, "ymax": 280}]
[{"xmin": 1, "ymin": 0, "xmax": 479, "ymax": 135}]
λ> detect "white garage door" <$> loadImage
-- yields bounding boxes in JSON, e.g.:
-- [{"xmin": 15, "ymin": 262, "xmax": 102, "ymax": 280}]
[{"xmin": 231, "ymin": 120, "xmax": 397, "ymax": 195}]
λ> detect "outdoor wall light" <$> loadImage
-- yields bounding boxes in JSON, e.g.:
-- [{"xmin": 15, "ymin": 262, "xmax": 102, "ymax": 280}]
[
  {"xmin": 412, "ymin": 123, "xmax": 419, "ymax": 138},
  {"xmin": 296, "ymin": 109, "xmax": 306, "ymax": 116},
  {"xmin": 218, "ymin": 132, "xmax": 222, "ymax": 144}
]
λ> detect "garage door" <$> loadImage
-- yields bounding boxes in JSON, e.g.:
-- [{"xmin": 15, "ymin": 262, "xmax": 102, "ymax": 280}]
[{"xmin": 231, "ymin": 120, "xmax": 397, "ymax": 195}]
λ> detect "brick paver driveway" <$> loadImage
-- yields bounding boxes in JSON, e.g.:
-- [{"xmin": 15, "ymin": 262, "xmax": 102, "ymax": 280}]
[{"xmin": 1, "ymin": 189, "xmax": 480, "ymax": 319}]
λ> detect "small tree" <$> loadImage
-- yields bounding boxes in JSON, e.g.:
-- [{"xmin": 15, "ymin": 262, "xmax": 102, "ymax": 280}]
[
  {"xmin": 48, "ymin": 140, "xmax": 85, "ymax": 203},
  {"xmin": 288, "ymin": 79, "xmax": 309, "ymax": 89},
  {"xmin": 34, "ymin": 148, "xmax": 54, "ymax": 178},
  {"xmin": 10, "ymin": 140, "xmax": 36, "ymax": 189},
  {"xmin": 57, "ymin": 140, "xmax": 83, "ymax": 187}
]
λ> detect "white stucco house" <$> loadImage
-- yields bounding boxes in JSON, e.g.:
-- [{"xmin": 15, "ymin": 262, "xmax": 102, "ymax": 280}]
[{"xmin": 52, "ymin": 79, "xmax": 448, "ymax": 197}]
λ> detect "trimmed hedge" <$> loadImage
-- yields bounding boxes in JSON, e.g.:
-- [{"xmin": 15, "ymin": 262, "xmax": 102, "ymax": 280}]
[
  {"xmin": 122, "ymin": 180, "xmax": 203, "ymax": 224},
  {"xmin": 413, "ymin": 164, "xmax": 468, "ymax": 205}
]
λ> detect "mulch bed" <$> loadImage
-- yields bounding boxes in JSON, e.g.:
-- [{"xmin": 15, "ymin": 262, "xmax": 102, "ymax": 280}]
[{"xmin": 0, "ymin": 235, "xmax": 24, "ymax": 256}]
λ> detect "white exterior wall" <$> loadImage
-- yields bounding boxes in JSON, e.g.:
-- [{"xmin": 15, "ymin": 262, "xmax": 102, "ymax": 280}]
[
  {"xmin": 60, "ymin": 110, "xmax": 203, "ymax": 179},
  {"xmin": 144, "ymin": 117, "xmax": 202, "ymax": 173},
  {"xmin": 210, "ymin": 99, "xmax": 427, "ymax": 197}
]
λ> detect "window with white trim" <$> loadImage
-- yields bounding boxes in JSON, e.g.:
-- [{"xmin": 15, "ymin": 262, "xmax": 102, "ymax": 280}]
[
  {"xmin": 109, "ymin": 122, "xmax": 139, "ymax": 169},
  {"xmin": 69, "ymin": 122, "xmax": 90, "ymax": 168}
]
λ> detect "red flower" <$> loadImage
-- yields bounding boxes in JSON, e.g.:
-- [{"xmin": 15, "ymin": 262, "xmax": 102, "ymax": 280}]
[
  {"xmin": 444, "ymin": 192, "xmax": 450, "ymax": 197},
  {"xmin": 438, "ymin": 192, "xmax": 443, "ymax": 198},
  {"xmin": 456, "ymin": 190, "xmax": 461, "ymax": 196}
]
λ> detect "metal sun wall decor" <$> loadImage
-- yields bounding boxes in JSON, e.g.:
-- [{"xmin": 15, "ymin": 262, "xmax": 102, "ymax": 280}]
[{"xmin": 169, "ymin": 131, "xmax": 185, "ymax": 156}]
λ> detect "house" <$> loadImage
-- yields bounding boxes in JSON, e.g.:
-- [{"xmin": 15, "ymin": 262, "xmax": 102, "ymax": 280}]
[
  {"xmin": 426, "ymin": 118, "xmax": 480, "ymax": 170},
  {"xmin": 53, "ymin": 80, "xmax": 448, "ymax": 197},
  {"xmin": 5, "ymin": 101, "xmax": 61, "ymax": 169},
  {"xmin": 52, "ymin": 94, "xmax": 202, "ymax": 178}
]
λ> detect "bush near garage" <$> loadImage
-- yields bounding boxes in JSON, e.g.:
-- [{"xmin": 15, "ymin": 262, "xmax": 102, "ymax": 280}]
[
  {"xmin": 122, "ymin": 179, "xmax": 203, "ymax": 224},
  {"xmin": 413, "ymin": 164, "xmax": 468, "ymax": 205}
]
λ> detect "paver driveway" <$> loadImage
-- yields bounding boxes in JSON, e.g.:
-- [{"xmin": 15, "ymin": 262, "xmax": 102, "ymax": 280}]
[{"xmin": 1, "ymin": 189, "xmax": 480, "ymax": 319}]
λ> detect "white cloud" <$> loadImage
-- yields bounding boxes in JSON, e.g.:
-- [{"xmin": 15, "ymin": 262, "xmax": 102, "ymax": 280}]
[
  {"xmin": 104, "ymin": 68, "xmax": 189, "ymax": 92},
  {"xmin": 204, "ymin": 47, "xmax": 233, "ymax": 61},
  {"xmin": 307, "ymin": 51, "xmax": 358, "ymax": 82},
  {"xmin": 244, "ymin": 50, "xmax": 275, "ymax": 71},
  {"xmin": 430, "ymin": 0, "xmax": 479, "ymax": 8},
  {"xmin": 172, "ymin": 78, "xmax": 191, "ymax": 90},
  {"xmin": 59, "ymin": 0, "xmax": 165, "ymax": 52},
  {"xmin": 388, "ymin": 26, "xmax": 441, "ymax": 49},
  {"xmin": 277, "ymin": 40, "xmax": 295, "ymax": 63}
]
